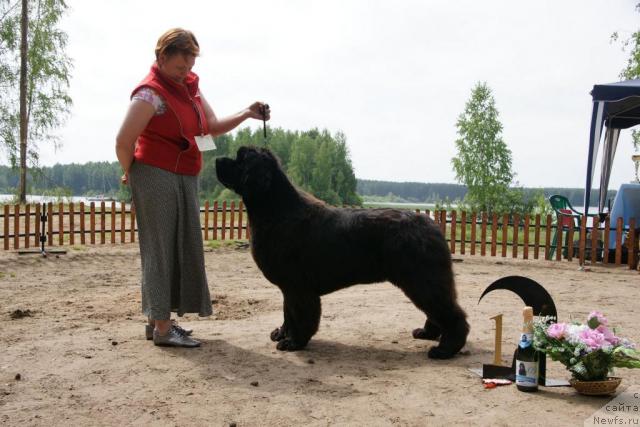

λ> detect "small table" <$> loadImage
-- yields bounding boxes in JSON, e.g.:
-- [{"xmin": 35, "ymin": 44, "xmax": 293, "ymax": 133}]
[{"xmin": 608, "ymin": 183, "xmax": 640, "ymax": 250}]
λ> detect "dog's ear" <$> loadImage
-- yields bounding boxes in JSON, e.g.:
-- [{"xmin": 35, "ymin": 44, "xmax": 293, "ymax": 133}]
[
  {"xmin": 239, "ymin": 155, "xmax": 273, "ymax": 198},
  {"xmin": 261, "ymin": 147, "xmax": 277, "ymax": 160},
  {"xmin": 237, "ymin": 146, "xmax": 249, "ymax": 161}
]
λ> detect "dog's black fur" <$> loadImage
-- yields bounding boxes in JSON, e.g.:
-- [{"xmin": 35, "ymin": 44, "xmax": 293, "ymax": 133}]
[{"xmin": 216, "ymin": 146, "xmax": 469, "ymax": 359}]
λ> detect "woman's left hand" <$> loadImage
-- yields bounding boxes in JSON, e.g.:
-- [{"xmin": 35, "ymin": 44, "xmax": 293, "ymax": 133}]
[{"xmin": 246, "ymin": 102, "xmax": 270, "ymax": 121}]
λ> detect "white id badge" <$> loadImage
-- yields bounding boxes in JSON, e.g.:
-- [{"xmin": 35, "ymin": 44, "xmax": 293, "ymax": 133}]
[{"xmin": 195, "ymin": 134, "xmax": 217, "ymax": 151}]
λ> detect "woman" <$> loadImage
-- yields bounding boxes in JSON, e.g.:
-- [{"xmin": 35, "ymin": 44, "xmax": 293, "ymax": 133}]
[{"xmin": 115, "ymin": 28, "xmax": 269, "ymax": 347}]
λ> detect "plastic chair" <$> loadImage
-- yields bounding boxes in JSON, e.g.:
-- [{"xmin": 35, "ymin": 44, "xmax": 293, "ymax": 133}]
[{"xmin": 548, "ymin": 195, "xmax": 589, "ymax": 259}]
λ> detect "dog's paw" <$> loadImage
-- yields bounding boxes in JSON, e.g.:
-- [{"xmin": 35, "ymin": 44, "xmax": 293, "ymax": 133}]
[
  {"xmin": 276, "ymin": 338, "xmax": 305, "ymax": 352},
  {"xmin": 412, "ymin": 327, "xmax": 441, "ymax": 341},
  {"xmin": 270, "ymin": 327, "xmax": 286, "ymax": 342},
  {"xmin": 427, "ymin": 346, "xmax": 458, "ymax": 359}
]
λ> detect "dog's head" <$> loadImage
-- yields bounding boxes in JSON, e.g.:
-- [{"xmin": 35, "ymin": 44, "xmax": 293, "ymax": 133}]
[{"xmin": 215, "ymin": 146, "xmax": 281, "ymax": 201}]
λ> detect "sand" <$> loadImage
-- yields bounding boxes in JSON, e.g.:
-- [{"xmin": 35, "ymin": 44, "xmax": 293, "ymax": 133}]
[{"xmin": 1, "ymin": 244, "xmax": 639, "ymax": 426}]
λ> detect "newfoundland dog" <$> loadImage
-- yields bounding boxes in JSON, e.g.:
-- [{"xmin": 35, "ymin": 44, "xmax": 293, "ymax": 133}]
[{"xmin": 215, "ymin": 146, "xmax": 469, "ymax": 359}]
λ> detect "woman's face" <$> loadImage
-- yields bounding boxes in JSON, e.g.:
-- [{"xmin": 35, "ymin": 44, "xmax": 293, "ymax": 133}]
[{"xmin": 158, "ymin": 53, "xmax": 196, "ymax": 83}]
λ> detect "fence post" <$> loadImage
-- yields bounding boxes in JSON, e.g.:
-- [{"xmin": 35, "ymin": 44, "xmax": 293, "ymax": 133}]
[
  {"xmin": 534, "ymin": 214, "xmax": 541, "ymax": 260},
  {"xmin": 13, "ymin": 204, "xmax": 20, "ymax": 250},
  {"xmin": 120, "ymin": 202, "xmax": 126, "ymax": 243},
  {"xmin": 80, "ymin": 202, "xmax": 86, "ymax": 245},
  {"xmin": 47, "ymin": 202, "xmax": 53, "ymax": 248},
  {"xmin": 544, "ymin": 214, "xmax": 551, "ymax": 260},
  {"xmin": 3, "ymin": 205, "xmax": 9, "ymax": 250},
  {"xmin": 567, "ymin": 216, "xmax": 575, "ymax": 262},
  {"xmin": 512, "ymin": 214, "xmax": 520, "ymax": 259},
  {"xmin": 481, "ymin": 213, "xmax": 487, "ymax": 256},
  {"xmin": 238, "ymin": 201, "xmax": 244, "ymax": 240},
  {"xmin": 460, "ymin": 211, "xmax": 466, "ymax": 255},
  {"xmin": 110, "ymin": 201, "xmax": 116, "ymax": 244},
  {"xmin": 501, "ymin": 214, "xmax": 508, "ymax": 257},
  {"xmin": 578, "ymin": 214, "xmax": 587, "ymax": 266},
  {"xmin": 90, "ymin": 202, "xmax": 96, "ymax": 245},
  {"xmin": 58, "ymin": 202, "xmax": 64, "ymax": 246},
  {"xmin": 100, "ymin": 201, "xmax": 106, "ymax": 244},
  {"xmin": 491, "ymin": 213, "xmax": 498, "ymax": 257},
  {"xmin": 523, "ymin": 214, "xmax": 530, "ymax": 260},
  {"xmin": 221, "ymin": 201, "xmax": 227, "ymax": 240},
  {"xmin": 470, "ymin": 212, "xmax": 476, "ymax": 256},
  {"xmin": 591, "ymin": 217, "xmax": 598, "ymax": 265},
  {"xmin": 69, "ymin": 202, "xmax": 75, "ymax": 246},
  {"xmin": 130, "ymin": 204, "xmax": 136, "ymax": 243},
  {"xmin": 450, "ymin": 210, "xmax": 457, "ymax": 254},
  {"xmin": 555, "ymin": 217, "xmax": 563, "ymax": 262},
  {"xmin": 34, "ymin": 203, "xmax": 41, "ymax": 248},
  {"xmin": 213, "ymin": 201, "xmax": 218, "ymax": 240},
  {"xmin": 615, "ymin": 217, "xmax": 623, "ymax": 265},
  {"xmin": 204, "ymin": 201, "xmax": 210, "ymax": 241},
  {"xmin": 230, "ymin": 201, "xmax": 236, "ymax": 240}
]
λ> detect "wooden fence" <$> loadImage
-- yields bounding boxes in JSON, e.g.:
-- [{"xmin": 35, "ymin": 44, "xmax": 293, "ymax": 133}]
[{"xmin": 0, "ymin": 203, "xmax": 637, "ymax": 270}]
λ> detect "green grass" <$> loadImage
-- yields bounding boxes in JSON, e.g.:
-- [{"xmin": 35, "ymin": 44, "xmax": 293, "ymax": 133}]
[
  {"xmin": 205, "ymin": 239, "xmax": 248, "ymax": 249},
  {"xmin": 362, "ymin": 202, "xmax": 436, "ymax": 210}
]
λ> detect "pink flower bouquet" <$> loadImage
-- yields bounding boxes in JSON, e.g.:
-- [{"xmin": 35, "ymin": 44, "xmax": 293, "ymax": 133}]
[{"xmin": 533, "ymin": 312, "xmax": 640, "ymax": 381}]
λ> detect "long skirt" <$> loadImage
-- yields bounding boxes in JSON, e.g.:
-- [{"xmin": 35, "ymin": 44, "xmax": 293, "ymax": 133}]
[{"xmin": 128, "ymin": 161, "xmax": 212, "ymax": 319}]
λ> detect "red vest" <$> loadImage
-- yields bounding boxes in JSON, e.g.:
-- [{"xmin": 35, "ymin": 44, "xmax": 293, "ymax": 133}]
[{"xmin": 131, "ymin": 64, "xmax": 209, "ymax": 175}]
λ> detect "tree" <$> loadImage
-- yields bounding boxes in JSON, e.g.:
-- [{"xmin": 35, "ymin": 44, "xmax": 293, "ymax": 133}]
[
  {"xmin": 612, "ymin": 2, "xmax": 640, "ymax": 151},
  {"xmin": 0, "ymin": 0, "xmax": 72, "ymax": 203},
  {"xmin": 451, "ymin": 82, "xmax": 514, "ymax": 212}
]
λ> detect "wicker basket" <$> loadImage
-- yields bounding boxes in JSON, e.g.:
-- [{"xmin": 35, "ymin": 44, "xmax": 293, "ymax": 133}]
[{"xmin": 569, "ymin": 377, "xmax": 622, "ymax": 396}]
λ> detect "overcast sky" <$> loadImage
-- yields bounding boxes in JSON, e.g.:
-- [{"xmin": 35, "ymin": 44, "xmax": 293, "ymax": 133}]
[{"xmin": 20, "ymin": 0, "xmax": 640, "ymax": 190}]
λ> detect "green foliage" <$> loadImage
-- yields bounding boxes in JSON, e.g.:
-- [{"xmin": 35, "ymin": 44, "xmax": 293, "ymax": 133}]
[
  {"xmin": 0, "ymin": 0, "xmax": 72, "ymax": 195},
  {"xmin": 358, "ymin": 180, "xmax": 614, "ymax": 211},
  {"xmin": 200, "ymin": 127, "xmax": 361, "ymax": 206},
  {"xmin": 0, "ymin": 127, "xmax": 361, "ymax": 206},
  {"xmin": 452, "ymin": 82, "xmax": 514, "ymax": 213},
  {"xmin": 612, "ymin": 347, "xmax": 640, "ymax": 369},
  {"xmin": 0, "ymin": 161, "xmax": 124, "ymax": 200},
  {"xmin": 358, "ymin": 180, "xmax": 467, "ymax": 204},
  {"xmin": 612, "ymin": 2, "xmax": 640, "ymax": 150}
]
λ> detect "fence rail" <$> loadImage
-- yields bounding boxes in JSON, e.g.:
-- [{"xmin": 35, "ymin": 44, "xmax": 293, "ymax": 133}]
[{"xmin": 0, "ymin": 203, "xmax": 637, "ymax": 269}]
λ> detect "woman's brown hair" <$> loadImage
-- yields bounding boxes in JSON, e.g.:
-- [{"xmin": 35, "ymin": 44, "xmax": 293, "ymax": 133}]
[{"xmin": 155, "ymin": 28, "xmax": 200, "ymax": 60}]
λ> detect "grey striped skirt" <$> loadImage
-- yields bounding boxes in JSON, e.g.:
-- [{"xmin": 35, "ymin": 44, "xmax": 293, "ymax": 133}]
[{"xmin": 129, "ymin": 161, "xmax": 212, "ymax": 320}]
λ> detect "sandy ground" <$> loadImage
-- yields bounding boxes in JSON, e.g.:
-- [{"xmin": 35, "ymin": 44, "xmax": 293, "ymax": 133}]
[{"xmin": 1, "ymin": 243, "xmax": 639, "ymax": 426}]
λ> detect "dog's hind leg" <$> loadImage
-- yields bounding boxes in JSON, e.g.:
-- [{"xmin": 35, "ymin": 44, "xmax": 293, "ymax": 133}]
[
  {"xmin": 270, "ymin": 298, "xmax": 291, "ymax": 342},
  {"xmin": 399, "ymin": 276, "xmax": 469, "ymax": 359},
  {"xmin": 424, "ymin": 301, "xmax": 468, "ymax": 359},
  {"xmin": 412, "ymin": 319, "xmax": 441, "ymax": 341},
  {"xmin": 276, "ymin": 292, "xmax": 321, "ymax": 352}
]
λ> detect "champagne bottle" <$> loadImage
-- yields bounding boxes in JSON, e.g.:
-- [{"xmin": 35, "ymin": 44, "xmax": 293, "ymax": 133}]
[{"xmin": 515, "ymin": 306, "xmax": 539, "ymax": 392}]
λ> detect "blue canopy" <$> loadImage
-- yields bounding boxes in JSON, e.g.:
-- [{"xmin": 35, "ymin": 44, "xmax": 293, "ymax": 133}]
[{"xmin": 584, "ymin": 79, "xmax": 640, "ymax": 212}]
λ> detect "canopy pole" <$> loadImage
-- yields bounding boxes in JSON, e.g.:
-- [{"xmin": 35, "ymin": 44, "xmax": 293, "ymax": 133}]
[{"xmin": 584, "ymin": 101, "xmax": 604, "ymax": 213}]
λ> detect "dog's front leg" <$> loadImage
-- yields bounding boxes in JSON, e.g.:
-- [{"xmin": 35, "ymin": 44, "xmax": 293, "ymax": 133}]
[
  {"xmin": 270, "ymin": 298, "xmax": 290, "ymax": 342},
  {"xmin": 275, "ymin": 292, "xmax": 321, "ymax": 352}
]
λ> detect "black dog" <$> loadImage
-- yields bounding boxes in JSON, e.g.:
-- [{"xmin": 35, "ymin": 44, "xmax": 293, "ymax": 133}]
[{"xmin": 216, "ymin": 146, "xmax": 469, "ymax": 359}]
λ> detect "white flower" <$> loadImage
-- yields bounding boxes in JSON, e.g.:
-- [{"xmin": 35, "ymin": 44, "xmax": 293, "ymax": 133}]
[
  {"xmin": 566, "ymin": 324, "xmax": 589, "ymax": 345},
  {"xmin": 621, "ymin": 338, "xmax": 636, "ymax": 349}
]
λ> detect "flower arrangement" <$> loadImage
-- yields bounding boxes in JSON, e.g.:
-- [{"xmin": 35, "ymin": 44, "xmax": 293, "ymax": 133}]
[{"xmin": 533, "ymin": 311, "xmax": 640, "ymax": 381}]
